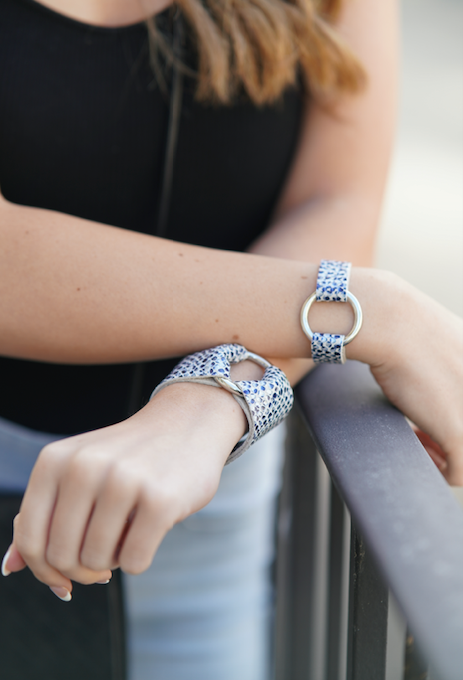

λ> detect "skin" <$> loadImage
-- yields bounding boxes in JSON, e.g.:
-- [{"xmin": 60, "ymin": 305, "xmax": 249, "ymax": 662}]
[{"xmin": 1, "ymin": 0, "xmax": 462, "ymax": 602}]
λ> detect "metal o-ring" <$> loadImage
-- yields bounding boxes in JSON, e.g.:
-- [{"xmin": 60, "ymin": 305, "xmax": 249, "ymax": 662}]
[
  {"xmin": 245, "ymin": 351, "xmax": 272, "ymax": 370},
  {"xmin": 214, "ymin": 376, "xmax": 244, "ymax": 395},
  {"xmin": 300, "ymin": 290, "xmax": 363, "ymax": 345},
  {"xmin": 213, "ymin": 351, "xmax": 272, "ymax": 395}
]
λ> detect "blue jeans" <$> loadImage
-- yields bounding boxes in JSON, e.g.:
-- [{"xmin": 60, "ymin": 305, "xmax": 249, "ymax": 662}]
[{"xmin": 0, "ymin": 416, "xmax": 284, "ymax": 680}]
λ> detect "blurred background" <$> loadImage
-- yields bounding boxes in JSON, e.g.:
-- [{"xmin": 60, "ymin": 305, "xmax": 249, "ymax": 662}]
[{"xmin": 376, "ymin": 0, "xmax": 463, "ymax": 317}]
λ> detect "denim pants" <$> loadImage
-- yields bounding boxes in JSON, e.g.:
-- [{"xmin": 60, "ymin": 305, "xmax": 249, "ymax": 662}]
[{"xmin": 0, "ymin": 415, "xmax": 284, "ymax": 680}]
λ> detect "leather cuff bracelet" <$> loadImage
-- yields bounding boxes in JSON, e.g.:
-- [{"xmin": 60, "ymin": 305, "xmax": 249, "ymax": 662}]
[
  {"xmin": 150, "ymin": 344, "xmax": 294, "ymax": 464},
  {"xmin": 300, "ymin": 260, "xmax": 363, "ymax": 364}
]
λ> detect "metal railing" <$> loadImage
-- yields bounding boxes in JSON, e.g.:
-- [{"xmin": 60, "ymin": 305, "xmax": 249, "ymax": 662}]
[{"xmin": 274, "ymin": 361, "xmax": 463, "ymax": 680}]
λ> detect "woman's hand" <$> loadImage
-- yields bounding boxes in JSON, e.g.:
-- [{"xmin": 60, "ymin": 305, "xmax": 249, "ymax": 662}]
[
  {"xmin": 355, "ymin": 273, "xmax": 463, "ymax": 486},
  {"xmin": 2, "ymin": 379, "xmax": 249, "ymax": 599}
]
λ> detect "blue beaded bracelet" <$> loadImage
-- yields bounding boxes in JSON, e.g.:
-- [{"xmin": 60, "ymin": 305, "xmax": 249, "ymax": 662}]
[
  {"xmin": 300, "ymin": 260, "xmax": 363, "ymax": 364},
  {"xmin": 150, "ymin": 344, "xmax": 294, "ymax": 464}
]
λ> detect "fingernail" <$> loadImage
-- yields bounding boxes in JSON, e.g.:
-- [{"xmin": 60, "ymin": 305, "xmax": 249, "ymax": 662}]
[
  {"xmin": 96, "ymin": 579, "xmax": 111, "ymax": 584},
  {"xmin": 1, "ymin": 545, "xmax": 12, "ymax": 577},
  {"xmin": 49, "ymin": 586, "xmax": 72, "ymax": 602}
]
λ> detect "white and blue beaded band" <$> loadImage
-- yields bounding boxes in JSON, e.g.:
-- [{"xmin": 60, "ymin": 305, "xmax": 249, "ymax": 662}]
[
  {"xmin": 150, "ymin": 344, "xmax": 294, "ymax": 464},
  {"xmin": 300, "ymin": 260, "xmax": 363, "ymax": 365}
]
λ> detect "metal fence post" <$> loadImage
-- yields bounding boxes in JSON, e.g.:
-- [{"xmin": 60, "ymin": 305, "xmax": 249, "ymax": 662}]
[
  {"xmin": 346, "ymin": 526, "xmax": 389, "ymax": 680},
  {"xmin": 326, "ymin": 484, "xmax": 350, "ymax": 680},
  {"xmin": 274, "ymin": 406, "xmax": 328, "ymax": 680}
]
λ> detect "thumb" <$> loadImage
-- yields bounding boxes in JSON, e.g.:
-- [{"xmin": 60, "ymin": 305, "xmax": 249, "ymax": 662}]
[{"xmin": 1, "ymin": 542, "xmax": 27, "ymax": 576}]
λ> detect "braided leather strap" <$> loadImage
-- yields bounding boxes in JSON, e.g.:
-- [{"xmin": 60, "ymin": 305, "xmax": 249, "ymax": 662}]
[{"xmin": 150, "ymin": 344, "xmax": 294, "ymax": 464}]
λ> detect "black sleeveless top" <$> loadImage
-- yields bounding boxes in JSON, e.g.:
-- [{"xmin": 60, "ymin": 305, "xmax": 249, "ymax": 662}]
[{"xmin": 0, "ymin": 0, "xmax": 303, "ymax": 434}]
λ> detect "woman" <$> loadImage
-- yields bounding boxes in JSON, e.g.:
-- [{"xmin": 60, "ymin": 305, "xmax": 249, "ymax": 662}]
[{"xmin": 0, "ymin": 0, "xmax": 461, "ymax": 678}]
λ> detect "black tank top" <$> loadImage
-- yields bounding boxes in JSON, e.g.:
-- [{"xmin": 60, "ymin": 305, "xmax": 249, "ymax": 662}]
[{"xmin": 0, "ymin": 0, "xmax": 303, "ymax": 434}]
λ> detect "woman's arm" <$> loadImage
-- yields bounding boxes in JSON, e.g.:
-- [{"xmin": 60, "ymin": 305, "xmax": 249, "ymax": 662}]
[
  {"xmin": 5, "ymin": 279, "xmax": 462, "ymax": 600},
  {"xmin": 253, "ymin": 0, "xmax": 398, "ymax": 266},
  {"xmin": 0, "ymin": 0, "xmax": 398, "ymax": 366},
  {"xmin": 250, "ymin": 0, "xmax": 398, "ymax": 383},
  {"xmin": 0, "ymin": 194, "xmax": 392, "ymax": 366}
]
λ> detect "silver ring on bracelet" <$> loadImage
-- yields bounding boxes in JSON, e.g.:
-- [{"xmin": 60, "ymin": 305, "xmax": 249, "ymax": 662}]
[
  {"xmin": 300, "ymin": 290, "xmax": 363, "ymax": 346},
  {"xmin": 214, "ymin": 377, "xmax": 244, "ymax": 395},
  {"xmin": 214, "ymin": 352, "xmax": 272, "ymax": 395}
]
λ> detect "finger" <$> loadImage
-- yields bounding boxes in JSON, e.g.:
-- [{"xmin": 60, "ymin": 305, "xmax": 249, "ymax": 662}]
[
  {"xmin": 14, "ymin": 452, "xmax": 74, "ymax": 590},
  {"xmin": 413, "ymin": 429, "xmax": 448, "ymax": 470},
  {"xmin": 46, "ymin": 459, "xmax": 112, "ymax": 583},
  {"xmin": 1, "ymin": 542, "xmax": 26, "ymax": 576},
  {"xmin": 13, "ymin": 511, "xmax": 72, "ymax": 589},
  {"xmin": 5, "ymin": 524, "xmax": 74, "ymax": 602},
  {"xmin": 413, "ymin": 428, "xmax": 463, "ymax": 486},
  {"xmin": 445, "ymin": 448, "xmax": 463, "ymax": 487},
  {"xmin": 425, "ymin": 446, "xmax": 448, "ymax": 472},
  {"xmin": 17, "ymin": 446, "xmax": 107, "ymax": 587},
  {"xmin": 118, "ymin": 491, "xmax": 175, "ymax": 575},
  {"xmin": 80, "ymin": 466, "xmax": 139, "ymax": 572}
]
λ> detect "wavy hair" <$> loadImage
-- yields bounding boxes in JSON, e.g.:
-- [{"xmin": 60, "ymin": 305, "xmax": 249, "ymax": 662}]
[{"xmin": 147, "ymin": 0, "xmax": 364, "ymax": 105}]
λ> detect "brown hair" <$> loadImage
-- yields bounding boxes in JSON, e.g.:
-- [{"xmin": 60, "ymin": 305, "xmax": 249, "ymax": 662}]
[{"xmin": 147, "ymin": 0, "xmax": 365, "ymax": 105}]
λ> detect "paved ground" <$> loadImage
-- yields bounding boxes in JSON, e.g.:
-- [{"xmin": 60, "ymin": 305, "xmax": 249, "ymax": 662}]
[{"xmin": 376, "ymin": 0, "xmax": 463, "ymax": 317}]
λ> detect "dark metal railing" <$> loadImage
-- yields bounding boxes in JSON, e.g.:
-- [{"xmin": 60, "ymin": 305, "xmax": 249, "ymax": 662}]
[{"xmin": 275, "ymin": 361, "xmax": 463, "ymax": 680}]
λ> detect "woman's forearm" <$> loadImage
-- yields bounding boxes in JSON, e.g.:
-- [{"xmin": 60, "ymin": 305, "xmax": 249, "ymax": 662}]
[
  {"xmin": 0, "ymin": 196, "xmax": 306, "ymax": 362},
  {"xmin": 248, "ymin": 192, "xmax": 380, "ymax": 383},
  {"xmin": 1, "ymin": 195, "xmax": 391, "ymax": 366}
]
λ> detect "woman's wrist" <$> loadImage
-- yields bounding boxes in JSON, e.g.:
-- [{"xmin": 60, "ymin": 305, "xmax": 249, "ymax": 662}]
[
  {"xmin": 145, "ymin": 380, "xmax": 248, "ymax": 466},
  {"xmin": 345, "ymin": 267, "xmax": 401, "ymax": 365},
  {"xmin": 149, "ymin": 351, "xmax": 293, "ymax": 464},
  {"xmin": 298, "ymin": 266, "xmax": 400, "ymax": 367}
]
